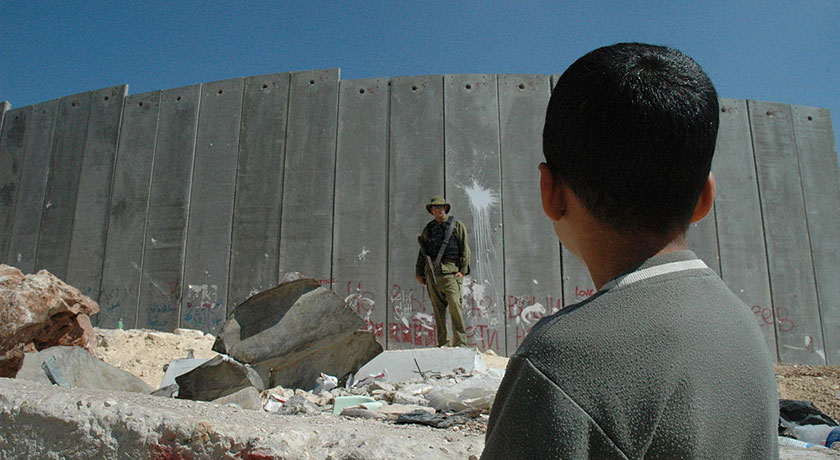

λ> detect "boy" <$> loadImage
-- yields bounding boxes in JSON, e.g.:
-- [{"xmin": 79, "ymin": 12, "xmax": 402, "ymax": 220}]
[{"xmin": 482, "ymin": 43, "xmax": 778, "ymax": 459}]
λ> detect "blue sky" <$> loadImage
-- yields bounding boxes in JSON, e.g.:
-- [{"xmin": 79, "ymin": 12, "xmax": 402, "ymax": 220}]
[{"xmin": 2, "ymin": 0, "xmax": 838, "ymax": 153}]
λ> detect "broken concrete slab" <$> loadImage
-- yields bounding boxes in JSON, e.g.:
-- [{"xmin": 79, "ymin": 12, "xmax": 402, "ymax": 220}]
[
  {"xmin": 175, "ymin": 355, "xmax": 266, "ymax": 402},
  {"xmin": 0, "ymin": 378, "xmax": 486, "ymax": 460},
  {"xmin": 353, "ymin": 347, "xmax": 487, "ymax": 385},
  {"xmin": 211, "ymin": 386, "xmax": 262, "ymax": 410},
  {"xmin": 159, "ymin": 357, "xmax": 210, "ymax": 389},
  {"xmin": 376, "ymin": 403, "xmax": 435, "ymax": 417},
  {"xmin": 213, "ymin": 278, "xmax": 382, "ymax": 390},
  {"xmin": 15, "ymin": 346, "xmax": 153, "ymax": 393},
  {"xmin": 0, "ymin": 264, "xmax": 98, "ymax": 377}
]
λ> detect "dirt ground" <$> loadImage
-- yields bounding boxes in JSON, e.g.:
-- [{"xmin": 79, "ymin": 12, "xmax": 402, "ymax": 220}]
[
  {"xmin": 91, "ymin": 328, "xmax": 219, "ymax": 389},
  {"xmin": 91, "ymin": 328, "xmax": 840, "ymax": 424},
  {"xmin": 776, "ymin": 364, "xmax": 840, "ymax": 423}
]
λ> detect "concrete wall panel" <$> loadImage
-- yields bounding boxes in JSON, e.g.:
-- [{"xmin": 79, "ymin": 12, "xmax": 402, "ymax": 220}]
[
  {"xmin": 228, "ymin": 73, "xmax": 290, "ymax": 308},
  {"xmin": 714, "ymin": 99, "xmax": 776, "ymax": 359},
  {"xmin": 498, "ymin": 74, "xmax": 561, "ymax": 353},
  {"xmin": 98, "ymin": 91, "xmax": 161, "ymax": 328},
  {"xmin": 137, "ymin": 85, "xmax": 200, "ymax": 331},
  {"xmin": 333, "ymin": 78, "xmax": 390, "ymax": 345},
  {"xmin": 66, "ymin": 85, "xmax": 127, "ymax": 301},
  {"xmin": 35, "ymin": 92, "xmax": 92, "ymax": 279},
  {"xmin": 792, "ymin": 105, "xmax": 840, "ymax": 364},
  {"xmin": 3, "ymin": 72, "xmax": 838, "ymax": 362},
  {"xmin": 0, "ymin": 102, "xmax": 8, "ymax": 130},
  {"xmin": 444, "ymin": 74, "xmax": 505, "ymax": 354},
  {"xmin": 686, "ymin": 205, "xmax": 721, "ymax": 274},
  {"xmin": 277, "ymin": 69, "xmax": 339, "ymax": 282},
  {"xmin": 6, "ymin": 100, "xmax": 58, "ymax": 272},
  {"xmin": 387, "ymin": 75, "xmax": 444, "ymax": 349},
  {"xmin": 749, "ymin": 100, "xmax": 823, "ymax": 364},
  {"xmin": 0, "ymin": 106, "xmax": 31, "ymax": 264},
  {"xmin": 181, "ymin": 78, "xmax": 244, "ymax": 334}
]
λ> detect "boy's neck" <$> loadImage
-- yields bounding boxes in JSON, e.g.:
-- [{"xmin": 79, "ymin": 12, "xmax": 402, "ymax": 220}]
[{"xmin": 574, "ymin": 226, "xmax": 688, "ymax": 290}]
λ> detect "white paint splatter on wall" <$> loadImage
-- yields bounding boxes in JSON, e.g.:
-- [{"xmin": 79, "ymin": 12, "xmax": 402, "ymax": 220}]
[
  {"xmin": 357, "ymin": 246, "xmax": 370, "ymax": 261},
  {"xmin": 458, "ymin": 178, "xmax": 502, "ymax": 328}
]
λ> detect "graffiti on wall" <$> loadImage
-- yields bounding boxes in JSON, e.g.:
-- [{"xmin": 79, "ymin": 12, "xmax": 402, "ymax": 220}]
[
  {"xmin": 389, "ymin": 282, "xmax": 436, "ymax": 347},
  {"xmin": 343, "ymin": 279, "xmax": 383, "ymax": 338},
  {"xmin": 183, "ymin": 284, "xmax": 223, "ymax": 330}
]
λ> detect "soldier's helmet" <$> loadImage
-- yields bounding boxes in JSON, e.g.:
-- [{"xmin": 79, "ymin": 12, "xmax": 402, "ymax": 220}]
[{"xmin": 425, "ymin": 195, "xmax": 451, "ymax": 214}]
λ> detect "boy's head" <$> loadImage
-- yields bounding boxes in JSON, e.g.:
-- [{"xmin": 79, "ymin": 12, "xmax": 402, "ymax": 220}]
[{"xmin": 543, "ymin": 42, "xmax": 719, "ymax": 235}]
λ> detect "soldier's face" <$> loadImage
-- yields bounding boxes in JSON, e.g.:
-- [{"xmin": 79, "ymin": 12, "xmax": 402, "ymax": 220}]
[{"xmin": 431, "ymin": 205, "xmax": 447, "ymax": 221}]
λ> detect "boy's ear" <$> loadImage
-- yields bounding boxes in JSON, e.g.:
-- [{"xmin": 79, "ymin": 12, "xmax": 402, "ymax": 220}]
[
  {"xmin": 689, "ymin": 172, "xmax": 716, "ymax": 223},
  {"xmin": 539, "ymin": 162, "xmax": 566, "ymax": 221}
]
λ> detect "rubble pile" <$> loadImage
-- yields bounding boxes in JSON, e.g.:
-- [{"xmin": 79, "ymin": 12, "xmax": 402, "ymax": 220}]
[
  {"xmin": 2, "ymin": 264, "xmax": 840, "ymax": 459},
  {"xmin": 212, "ymin": 278, "xmax": 383, "ymax": 390}
]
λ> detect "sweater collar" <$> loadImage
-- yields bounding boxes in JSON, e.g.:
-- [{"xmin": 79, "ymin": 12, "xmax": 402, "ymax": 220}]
[{"xmin": 600, "ymin": 250, "xmax": 706, "ymax": 292}]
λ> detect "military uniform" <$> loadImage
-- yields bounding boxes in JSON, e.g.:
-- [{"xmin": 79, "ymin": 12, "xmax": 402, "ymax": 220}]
[{"xmin": 416, "ymin": 196, "xmax": 471, "ymax": 347}]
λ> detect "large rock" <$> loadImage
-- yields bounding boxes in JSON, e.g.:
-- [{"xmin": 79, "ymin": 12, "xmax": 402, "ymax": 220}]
[
  {"xmin": 0, "ymin": 265, "xmax": 98, "ymax": 377},
  {"xmin": 16, "ymin": 346, "xmax": 153, "ymax": 393},
  {"xmin": 213, "ymin": 278, "xmax": 382, "ymax": 390},
  {"xmin": 175, "ymin": 355, "xmax": 266, "ymax": 401}
]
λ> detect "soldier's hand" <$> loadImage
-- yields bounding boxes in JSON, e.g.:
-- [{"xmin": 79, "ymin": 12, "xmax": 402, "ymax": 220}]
[
  {"xmin": 416, "ymin": 275, "xmax": 426, "ymax": 285},
  {"xmin": 455, "ymin": 272, "xmax": 464, "ymax": 277}
]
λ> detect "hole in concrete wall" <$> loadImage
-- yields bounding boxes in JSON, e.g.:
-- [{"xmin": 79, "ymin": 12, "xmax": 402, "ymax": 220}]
[
  {"xmin": 262, "ymin": 84, "xmax": 268, "ymax": 89},
  {"xmin": 518, "ymin": 83, "xmax": 525, "ymax": 90},
  {"xmin": 807, "ymin": 116, "xmax": 813, "ymax": 121},
  {"xmin": 104, "ymin": 96, "xmax": 109, "ymax": 101},
  {"xmin": 177, "ymin": 96, "xmax": 182, "ymax": 101},
  {"xmin": 72, "ymin": 101, "xmax": 77, "ymax": 107},
  {"xmin": 721, "ymin": 108, "xmax": 726, "ymax": 113},
  {"xmin": 309, "ymin": 80, "xmax": 315, "ymax": 85},
  {"xmin": 138, "ymin": 102, "xmax": 143, "ymax": 107},
  {"xmin": 359, "ymin": 88, "xmax": 365, "ymax": 94},
  {"xmin": 217, "ymin": 89, "xmax": 223, "ymax": 95},
  {"xmin": 411, "ymin": 86, "xmax": 418, "ymax": 91},
  {"xmin": 465, "ymin": 84, "xmax": 472, "ymax": 90}
]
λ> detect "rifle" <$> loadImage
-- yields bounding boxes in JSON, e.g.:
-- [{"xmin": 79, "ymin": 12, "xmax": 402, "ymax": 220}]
[{"xmin": 417, "ymin": 236, "xmax": 437, "ymax": 285}]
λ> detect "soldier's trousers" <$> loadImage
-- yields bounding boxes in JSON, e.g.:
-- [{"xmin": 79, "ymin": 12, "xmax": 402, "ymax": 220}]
[{"xmin": 424, "ymin": 268, "xmax": 467, "ymax": 347}]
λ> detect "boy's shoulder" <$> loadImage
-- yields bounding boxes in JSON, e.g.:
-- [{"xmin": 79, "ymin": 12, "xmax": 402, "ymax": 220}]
[{"xmin": 515, "ymin": 250, "xmax": 728, "ymax": 360}]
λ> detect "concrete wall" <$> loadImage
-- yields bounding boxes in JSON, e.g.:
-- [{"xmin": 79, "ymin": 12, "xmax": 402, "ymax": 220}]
[{"xmin": 1, "ymin": 71, "xmax": 838, "ymax": 364}]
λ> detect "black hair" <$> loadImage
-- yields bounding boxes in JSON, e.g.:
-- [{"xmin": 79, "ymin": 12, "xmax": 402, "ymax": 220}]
[{"xmin": 543, "ymin": 42, "xmax": 719, "ymax": 234}]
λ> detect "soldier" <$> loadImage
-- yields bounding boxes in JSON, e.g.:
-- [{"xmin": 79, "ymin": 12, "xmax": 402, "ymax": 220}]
[{"xmin": 415, "ymin": 196, "xmax": 471, "ymax": 347}]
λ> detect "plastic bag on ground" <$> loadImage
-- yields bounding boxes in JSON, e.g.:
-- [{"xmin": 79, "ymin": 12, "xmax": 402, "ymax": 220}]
[
  {"xmin": 424, "ymin": 372, "xmax": 503, "ymax": 412},
  {"xmin": 314, "ymin": 373, "xmax": 338, "ymax": 394}
]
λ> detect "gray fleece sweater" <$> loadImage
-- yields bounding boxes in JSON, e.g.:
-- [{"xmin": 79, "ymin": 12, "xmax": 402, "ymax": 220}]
[{"xmin": 482, "ymin": 250, "xmax": 778, "ymax": 460}]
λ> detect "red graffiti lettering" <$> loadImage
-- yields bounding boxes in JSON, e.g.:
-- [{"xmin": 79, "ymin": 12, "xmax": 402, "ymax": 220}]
[
  {"xmin": 466, "ymin": 324, "xmax": 500, "ymax": 350},
  {"xmin": 751, "ymin": 304, "xmax": 795, "ymax": 333},
  {"xmin": 388, "ymin": 321, "xmax": 436, "ymax": 347},
  {"xmin": 574, "ymin": 286, "xmax": 595, "ymax": 297}
]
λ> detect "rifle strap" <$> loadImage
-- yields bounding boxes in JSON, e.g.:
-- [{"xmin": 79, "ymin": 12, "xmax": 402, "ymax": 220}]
[{"xmin": 434, "ymin": 216, "xmax": 456, "ymax": 267}]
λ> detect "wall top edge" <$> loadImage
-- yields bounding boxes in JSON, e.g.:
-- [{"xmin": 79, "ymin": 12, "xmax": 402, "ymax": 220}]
[
  {"xmin": 5, "ymin": 69, "xmax": 833, "ymax": 117},
  {"xmin": 745, "ymin": 98, "xmax": 830, "ymax": 113}
]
